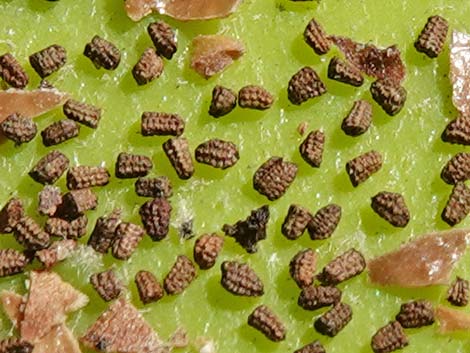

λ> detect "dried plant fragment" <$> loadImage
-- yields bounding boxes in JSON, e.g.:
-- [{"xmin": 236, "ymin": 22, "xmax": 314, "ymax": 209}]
[
  {"xmin": 63, "ymin": 99, "xmax": 101, "ymax": 129},
  {"xmin": 0, "ymin": 338, "xmax": 33, "ymax": 353},
  {"xmin": 319, "ymin": 248, "xmax": 365, "ymax": 285},
  {"xmin": 0, "ymin": 249, "xmax": 28, "ymax": 278},
  {"xmin": 220, "ymin": 261, "xmax": 264, "ymax": 297},
  {"xmin": 88, "ymin": 209, "xmax": 121, "ymax": 253},
  {"xmin": 13, "ymin": 216, "xmax": 50, "ymax": 250},
  {"xmin": 0, "ymin": 53, "xmax": 29, "ymax": 88},
  {"xmin": 436, "ymin": 305, "xmax": 470, "ymax": 333},
  {"xmin": 299, "ymin": 130, "xmax": 325, "ymax": 168},
  {"xmin": 115, "ymin": 152, "xmax": 153, "ymax": 179},
  {"xmin": 90, "ymin": 269, "xmax": 123, "ymax": 302},
  {"xmin": 163, "ymin": 137, "xmax": 194, "ymax": 179},
  {"xmin": 368, "ymin": 229, "xmax": 468, "ymax": 287},
  {"xmin": 164, "ymin": 255, "xmax": 197, "ymax": 295},
  {"xmin": 442, "ymin": 182, "xmax": 470, "ymax": 226},
  {"xmin": 1, "ymin": 113, "xmax": 37, "ymax": 145},
  {"xmin": 148, "ymin": 21, "xmax": 177, "ymax": 59},
  {"xmin": 169, "ymin": 327, "xmax": 189, "ymax": 349},
  {"xmin": 139, "ymin": 198, "xmax": 172, "ymax": 241},
  {"xmin": 253, "ymin": 157, "xmax": 297, "ymax": 200},
  {"xmin": 342, "ymin": 100, "xmax": 372, "ymax": 136},
  {"xmin": 328, "ymin": 56, "xmax": 364, "ymax": 87},
  {"xmin": 314, "ymin": 302, "xmax": 352, "ymax": 337},
  {"xmin": 450, "ymin": 31, "xmax": 470, "ymax": 117},
  {"xmin": 132, "ymin": 48, "xmax": 164, "ymax": 85},
  {"xmin": 190, "ymin": 35, "xmax": 244, "ymax": 79},
  {"xmin": 308, "ymin": 204, "xmax": 342, "ymax": 240},
  {"xmin": 135, "ymin": 176, "xmax": 172, "ymax": 198},
  {"xmin": 248, "ymin": 305, "xmax": 286, "ymax": 342},
  {"xmin": 414, "ymin": 15, "xmax": 448, "ymax": 58},
  {"xmin": 195, "ymin": 138, "xmax": 239, "ymax": 169},
  {"xmin": 38, "ymin": 185, "xmax": 62, "ymax": 216},
  {"xmin": 33, "ymin": 324, "xmax": 81, "ymax": 353},
  {"xmin": 370, "ymin": 80, "xmax": 407, "ymax": 116},
  {"xmin": 346, "ymin": 150, "xmax": 383, "ymax": 187},
  {"xmin": 0, "ymin": 291, "xmax": 23, "ymax": 326},
  {"xmin": 29, "ymin": 45, "xmax": 67, "ymax": 78},
  {"xmin": 288, "ymin": 67, "xmax": 326, "ymax": 105},
  {"xmin": 41, "ymin": 119, "xmax": 79, "ymax": 147},
  {"xmin": 135, "ymin": 270, "xmax": 164, "ymax": 304},
  {"xmin": 281, "ymin": 204, "xmax": 312, "ymax": 240},
  {"xmin": 395, "ymin": 300, "xmax": 434, "ymax": 328},
  {"xmin": 371, "ymin": 191, "xmax": 410, "ymax": 227},
  {"xmin": 66, "ymin": 165, "xmax": 110, "ymax": 190},
  {"xmin": 289, "ymin": 249, "xmax": 317, "ymax": 288},
  {"xmin": 141, "ymin": 112, "xmax": 184, "ymax": 137},
  {"xmin": 441, "ymin": 152, "xmax": 470, "ymax": 184},
  {"xmin": 447, "ymin": 277, "xmax": 470, "ymax": 306},
  {"xmin": 112, "ymin": 222, "xmax": 145, "ymax": 260},
  {"xmin": 371, "ymin": 321, "xmax": 408, "ymax": 353},
  {"xmin": 298, "ymin": 285, "xmax": 342, "ymax": 311},
  {"xmin": 193, "ymin": 233, "xmax": 224, "ymax": 270},
  {"xmin": 209, "ymin": 85, "xmax": 237, "ymax": 117},
  {"xmin": 29, "ymin": 150, "xmax": 69, "ymax": 185},
  {"xmin": 442, "ymin": 115, "xmax": 470, "ymax": 145},
  {"xmin": 304, "ymin": 18, "xmax": 331, "ymax": 55},
  {"xmin": 0, "ymin": 198, "xmax": 24, "ymax": 233},
  {"xmin": 36, "ymin": 239, "xmax": 77, "ymax": 268}
]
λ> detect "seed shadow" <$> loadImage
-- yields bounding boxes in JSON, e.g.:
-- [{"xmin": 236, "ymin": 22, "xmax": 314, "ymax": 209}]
[
  {"xmin": 279, "ymin": 86, "xmax": 329, "ymax": 114},
  {"xmin": 289, "ymin": 34, "xmax": 323, "ymax": 68},
  {"xmin": 332, "ymin": 171, "xmax": 354, "ymax": 194},
  {"xmin": 237, "ymin": 323, "xmax": 280, "ymax": 352},
  {"xmin": 365, "ymin": 281, "xmax": 445, "ymax": 302},
  {"xmin": 193, "ymin": 163, "xmax": 229, "ymax": 181},
  {"xmin": 276, "ymin": 0, "xmax": 319, "ymax": 13},
  {"xmin": 329, "ymin": 124, "xmax": 364, "ymax": 150},
  {"xmin": 404, "ymin": 42, "xmax": 432, "ymax": 69},
  {"xmin": 26, "ymin": 0, "xmax": 56, "ymax": 12},
  {"xmin": 430, "ymin": 133, "xmax": 461, "ymax": 155},
  {"xmin": 205, "ymin": 274, "xmax": 255, "ymax": 312},
  {"xmin": 359, "ymin": 204, "xmax": 402, "ymax": 237},
  {"xmin": 73, "ymin": 54, "xmax": 109, "ymax": 81},
  {"xmin": 241, "ymin": 181, "xmax": 269, "ymax": 205}
]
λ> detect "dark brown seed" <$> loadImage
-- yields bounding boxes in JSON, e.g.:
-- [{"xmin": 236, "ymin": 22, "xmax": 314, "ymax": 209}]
[
  {"xmin": 328, "ymin": 56, "xmax": 364, "ymax": 87},
  {"xmin": 248, "ymin": 305, "xmax": 286, "ymax": 342},
  {"xmin": 209, "ymin": 85, "xmax": 237, "ymax": 117},
  {"xmin": 290, "ymin": 249, "xmax": 317, "ymax": 288},
  {"xmin": 29, "ymin": 44, "xmax": 67, "ymax": 78},
  {"xmin": 111, "ymin": 222, "xmax": 144, "ymax": 260},
  {"xmin": 139, "ymin": 198, "xmax": 172, "ymax": 241},
  {"xmin": 395, "ymin": 300, "xmax": 434, "ymax": 328},
  {"xmin": 299, "ymin": 130, "xmax": 325, "ymax": 168},
  {"xmin": 135, "ymin": 270, "xmax": 164, "ymax": 304},
  {"xmin": 308, "ymin": 204, "xmax": 341, "ymax": 240},
  {"xmin": 442, "ymin": 182, "xmax": 470, "ymax": 226},
  {"xmin": 222, "ymin": 205, "xmax": 269, "ymax": 253},
  {"xmin": 90, "ymin": 269, "xmax": 123, "ymax": 301},
  {"xmin": 238, "ymin": 85, "xmax": 274, "ymax": 110},
  {"xmin": 371, "ymin": 321, "xmax": 408, "ymax": 353},
  {"xmin": 29, "ymin": 150, "xmax": 69, "ymax": 185},
  {"xmin": 0, "ymin": 53, "xmax": 29, "ymax": 88},
  {"xmin": 314, "ymin": 302, "xmax": 352, "ymax": 337},
  {"xmin": 0, "ymin": 248, "xmax": 29, "ymax": 277},
  {"xmin": 88, "ymin": 209, "xmax": 121, "ymax": 253},
  {"xmin": 162, "ymin": 137, "xmax": 195, "ymax": 179},
  {"xmin": 298, "ymin": 285, "xmax": 342, "ymax": 311},
  {"xmin": 84, "ymin": 35, "xmax": 121, "ymax": 70},
  {"xmin": 195, "ymin": 138, "xmax": 239, "ymax": 169},
  {"xmin": 371, "ymin": 192, "xmax": 410, "ymax": 227},
  {"xmin": 0, "ymin": 337, "xmax": 33, "ymax": 353},
  {"xmin": 442, "ymin": 115, "xmax": 470, "ymax": 145},
  {"xmin": 370, "ymin": 80, "xmax": 407, "ymax": 116},
  {"xmin": 41, "ymin": 119, "xmax": 79, "ymax": 147},
  {"xmin": 0, "ymin": 198, "xmax": 24, "ymax": 233},
  {"xmin": 163, "ymin": 255, "xmax": 197, "ymax": 295},
  {"xmin": 220, "ymin": 261, "xmax": 264, "ymax": 296},
  {"xmin": 346, "ymin": 150, "xmax": 383, "ymax": 187},
  {"xmin": 66, "ymin": 165, "xmax": 110, "ymax": 190},
  {"xmin": 414, "ymin": 15, "xmax": 448, "ymax": 58},
  {"xmin": 288, "ymin": 67, "xmax": 327, "ymax": 105},
  {"xmin": 141, "ymin": 111, "xmax": 184, "ymax": 137},
  {"xmin": 193, "ymin": 233, "xmax": 224, "ymax": 270},
  {"xmin": 0, "ymin": 113, "xmax": 37, "ymax": 145},
  {"xmin": 342, "ymin": 100, "xmax": 373, "ymax": 136},
  {"xmin": 63, "ymin": 99, "xmax": 102, "ymax": 129},
  {"xmin": 135, "ymin": 176, "xmax": 172, "ymax": 198},
  {"xmin": 303, "ymin": 18, "xmax": 331, "ymax": 55},
  {"xmin": 147, "ymin": 21, "xmax": 177, "ymax": 60},
  {"xmin": 281, "ymin": 204, "xmax": 312, "ymax": 240},
  {"xmin": 132, "ymin": 48, "xmax": 164, "ymax": 85},
  {"xmin": 38, "ymin": 185, "xmax": 62, "ymax": 216},
  {"xmin": 115, "ymin": 152, "xmax": 153, "ymax": 179},
  {"xmin": 59, "ymin": 188, "xmax": 97, "ymax": 219},
  {"xmin": 13, "ymin": 216, "xmax": 50, "ymax": 250},
  {"xmin": 45, "ymin": 215, "xmax": 87, "ymax": 239},
  {"xmin": 35, "ymin": 238, "xmax": 77, "ymax": 268},
  {"xmin": 294, "ymin": 341, "xmax": 326, "ymax": 353},
  {"xmin": 447, "ymin": 277, "xmax": 470, "ymax": 307},
  {"xmin": 253, "ymin": 157, "xmax": 297, "ymax": 201},
  {"xmin": 441, "ymin": 152, "xmax": 470, "ymax": 184},
  {"xmin": 318, "ymin": 248, "xmax": 366, "ymax": 285}
]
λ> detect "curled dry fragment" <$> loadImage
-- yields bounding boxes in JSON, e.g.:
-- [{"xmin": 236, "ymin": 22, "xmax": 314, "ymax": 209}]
[
  {"xmin": 368, "ymin": 229, "xmax": 468, "ymax": 287},
  {"xmin": 450, "ymin": 31, "xmax": 470, "ymax": 117},
  {"xmin": 435, "ymin": 306, "xmax": 470, "ymax": 333},
  {"xmin": 190, "ymin": 35, "xmax": 245, "ymax": 78}
]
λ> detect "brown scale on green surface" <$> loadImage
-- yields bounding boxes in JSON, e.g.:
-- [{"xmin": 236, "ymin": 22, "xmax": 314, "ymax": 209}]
[
  {"xmin": 0, "ymin": 198, "xmax": 24, "ymax": 233},
  {"xmin": 308, "ymin": 203, "xmax": 342, "ymax": 240},
  {"xmin": 371, "ymin": 191, "xmax": 410, "ymax": 227},
  {"xmin": 163, "ymin": 255, "xmax": 197, "ymax": 295},
  {"xmin": 441, "ymin": 182, "xmax": 470, "ymax": 226},
  {"xmin": 327, "ymin": 56, "xmax": 364, "ymax": 87},
  {"xmin": 195, "ymin": 138, "xmax": 239, "ymax": 169},
  {"xmin": 45, "ymin": 215, "xmax": 87, "ymax": 239},
  {"xmin": 281, "ymin": 204, "xmax": 312, "ymax": 240},
  {"xmin": 135, "ymin": 270, "xmax": 164, "ymax": 304},
  {"xmin": 414, "ymin": 15, "xmax": 449, "ymax": 58},
  {"xmin": 193, "ymin": 233, "xmax": 224, "ymax": 270},
  {"xmin": 111, "ymin": 222, "xmax": 145, "ymax": 260},
  {"xmin": 84, "ymin": 35, "xmax": 121, "ymax": 70},
  {"xmin": 370, "ymin": 80, "xmax": 407, "ymax": 116},
  {"xmin": 115, "ymin": 152, "xmax": 153, "ymax": 179},
  {"xmin": 238, "ymin": 85, "xmax": 274, "ymax": 110},
  {"xmin": 139, "ymin": 197, "xmax": 172, "ymax": 241},
  {"xmin": 441, "ymin": 152, "xmax": 470, "ymax": 184},
  {"xmin": 247, "ymin": 305, "xmax": 286, "ymax": 342},
  {"xmin": 442, "ymin": 115, "xmax": 470, "ymax": 145},
  {"xmin": 318, "ymin": 248, "xmax": 365, "ymax": 285},
  {"xmin": 0, "ymin": 248, "xmax": 29, "ymax": 278},
  {"xmin": 41, "ymin": 119, "xmax": 80, "ymax": 147},
  {"xmin": 0, "ymin": 113, "xmax": 37, "ymax": 145},
  {"xmin": 66, "ymin": 165, "xmax": 110, "ymax": 190},
  {"xmin": 0, "ymin": 53, "xmax": 29, "ymax": 88},
  {"xmin": 314, "ymin": 302, "xmax": 352, "ymax": 337},
  {"xmin": 299, "ymin": 130, "xmax": 325, "ymax": 168},
  {"xmin": 13, "ymin": 216, "xmax": 50, "ymax": 250},
  {"xmin": 132, "ymin": 48, "xmax": 164, "ymax": 85},
  {"xmin": 141, "ymin": 111, "xmax": 185, "ymax": 137},
  {"xmin": 29, "ymin": 150, "xmax": 69, "ymax": 185},
  {"xmin": 395, "ymin": 299, "xmax": 434, "ymax": 328},
  {"xmin": 298, "ymin": 285, "xmax": 342, "ymax": 311},
  {"xmin": 63, "ymin": 99, "xmax": 102, "ymax": 129},
  {"xmin": 29, "ymin": 44, "xmax": 67, "ymax": 78},
  {"xmin": 253, "ymin": 157, "xmax": 297, "ymax": 201},
  {"xmin": 220, "ymin": 261, "xmax": 264, "ymax": 296},
  {"xmin": 289, "ymin": 248, "xmax": 317, "ymax": 288},
  {"xmin": 0, "ymin": 337, "xmax": 33, "ymax": 353},
  {"xmin": 303, "ymin": 18, "xmax": 331, "ymax": 55},
  {"xmin": 288, "ymin": 67, "xmax": 327, "ymax": 105},
  {"xmin": 346, "ymin": 150, "xmax": 383, "ymax": 187},
  {"xmin": 294, "ymin": 341, "xmax": 326, "ymax": 353},
  {"xmin": 135, "ymin": 176, "xmax": 173, "ymax": 198},
  {"xmin": 342, "ymin": 100, "xmax": 372, "ymax": 136},
  {"xmin": 88, "ymin": 209, "xmax": 121, "ymax": 253},
  {"xmin": 90, "ymin": 269, "xmax": 123, "ymax": 302},
  {"xmin": 162, "ymin": 137, "xmax": 195, "ymax": 179},
  {"xmin": 447, "ymin": 277, "xmax": 470, "ymax": 307},
  {"xmin": 209, "ymin": 85, "xmax": 237, "ymax": 117},
  {"xmin": 37, "ymin": 185, "xmax": 62, "ymax": 216},
  {"xmin": 371, "ymin": 321, "xmax": 408, "ymax": 353},
  {"xmin": 147, "ymin": 21, "xmax": 178, "ymax": 60}
]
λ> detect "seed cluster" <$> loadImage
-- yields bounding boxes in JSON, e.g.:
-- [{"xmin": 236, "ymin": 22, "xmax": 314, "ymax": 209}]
[{"xmin": 45, "ymin": 216, "xmax": 88, "ymax": 239}]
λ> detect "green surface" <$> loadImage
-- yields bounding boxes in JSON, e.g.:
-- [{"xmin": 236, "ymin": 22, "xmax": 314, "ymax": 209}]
[{"xmin": 0, "ymin": 0, "xmax": 470, "ymax": 352}]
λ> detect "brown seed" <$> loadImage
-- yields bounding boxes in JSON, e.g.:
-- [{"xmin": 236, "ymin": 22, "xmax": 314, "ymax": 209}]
[
  {"xmin": 442, "ymin": 182, "xmax": 470, "ymax": 226},
  {"xmin": 193, "ymin": 233, "xmax": 224, "ymax": 270},
  {"xmin": 238, "ymin": 85, "xmax": 274, "ymax": 110},
  {"xmin": 298, "ymin": 285, "xmax": 342, "ymax": 311},
  {"xmin": 195, "ymin": 138, "xmax": 239, "ymax": 169},
  {"xmin": 281, "ymin": 204, "xmax": 312, "ymax": 240},
  {"xmin": 59, "ymin": 188, "xmax": 98, "ymax": 219},
  {"xmin": 209, "ymin": 85, "xmax": 237, "ymax": 117},
  {"xmin": 38, "ymin": 185, "xmax": 62, "ymax": 216},
  {"xmin": 0, "ymin": 53, "xmax": 29, "ymax": 88},
  {"xmin": 253, "ymin": 157, "xmax": 298, "ymax": 201},
  {"xmin": 29, "ymin": 44, "xmax": 67, "ymax": 78},
  {"xmin": 346, "ymin": 150, "xmax": 383, "ymax": 187},
  {"xmin": 370, "ymin": 80, "xmax": 407, "ymax": 116},
  {"xmin": 442, "ymin": 115, "xmax": 470, "ymax": 145},
  {"xmin": 41, "ymin": 119, "xmax": 80, "ymax": 147},
  {"xmin": 63, "ymin": 99, "xmax": 102, "ymax": 129},
  {"xmin": 441, "ymin": 152, "xmax": 470, "ymax": 184},
  {"xmin": 66, "ymin": 165, "xmax": 110, "ymax": 190},
  {"xmin": 135, "ymin": 176, "xmax": 172, "ymax": 198},
  {"xmin": 0, "ymin": 198, "xmax": 24, "ymax": 233},
  {"xmin": 395, "ymin": 300, "xmax": 434, "ymax": 328},
  {"xmin": 115, "ymin": 152, "xmax": 153, "ymax": 179},
  {"xmin": 314, "ymin": 302, "xmax": 352, "ymax": 337},
  {"xmin": 162, "ymin": 137, "xmax": 195, "ymax": 179},
  {"xmin": 342, "ymin": 100, "xmax": 373, "ymax": 136},
  {"xmin": 84, "ymin": 35, "xmax": 121, "ymax": 70},
  {"xmin": 371, "ymin": 192, "xmax": 410, "ymax": 227},
  {"xmin": 222, "ymin": 205, "xmax": 269, "ymax": 253},
  {"xmin": 135, "ymin": 270, "xmax": 164, "ymax": 304},
  {"xmin": 111, "ymin": 222, "xmax": 145, "ymax": 260},
  {"xmin": 303, "ymin": 18, "xmax": 330, "ymax": 55},
  {"xmin": 288, "ymin": 67, "xmax": 327, "ymax": 105},
  {"xmin": 220, "ymin": 261, "xmax": 264, "ymax": 296},
  {"xmin": 371, "ymin": 321, "xmax": 408, "ymax": 353},
  {"xmin": 289, "ymin": 249, "xmax": 317, "ymax": 288},
  {"xmin": 88, "ymin": 209, "xmax": 122, "ymax": 253},
  {"xmin": 248, "ymin": 305, "xmax": 286, "ymax": 342},
  {"xmin": 90, "ymin": 269, "xmax": 123, "ymax": 301},
  {"xmin": 414, "ymin": 15, "xmax": 448, "ymax": 58},
  {"xmin": 35, "ymin": 238, "xmax": 77, "ymax": 268},
  {"xmin": 0, "ymin": 248, "xmax": 29, "ymax": 277},
  {"xmin": 0, "ymin": 337, "xmax": 33, "ymax": 353},
  {"xmin": 132, "ymin": 48, "xmax": 164, "ymax": 85},
  {"xmin": 447, "ymin": 277, "xmax": 470, "ymax": 307},
  {"xmin": 319, "ymin": 248, "xmax": 366, "ymax": 285},
  {"xmin": 0, "ymin": 113, "xmax": 37, "ymax": 145},
  {"xmin": 29, "ymin": 150, "xmax": 69, "ymax": 185},
  {"xmin": 328, "ymin": 56, "xmax": 364, "ymax": 87},
  {"xmin": 141, "ymin": 111, "xmax": 184, "ymax": 137},
  {"xmin": 299, "ymin": 130, "xmax": 325, "ymax": 168},
  {"xmin": 45, "ymin": 215, "xmax": 88, "ymax": 239},
  {"xmin": 164, "ymin": 255, "xmax": 197, "ymax": 295},
  {"xmin": 294, "ymin": 341, "xmax": 326, "ymax": 353},
  {"xmin": 147, "ymin": 21, "xmax": 177, "ymax": 60},
  {"xmin": 308, "ymin": 204, "xmax": 341, "ymax": 240},
  {"xmin": 13, "ymin": 216, "xmax": 50, "ymax": 250},
  {"xmin": 139, "ymin": 198, "xmax": 172, "ymax": 241}
]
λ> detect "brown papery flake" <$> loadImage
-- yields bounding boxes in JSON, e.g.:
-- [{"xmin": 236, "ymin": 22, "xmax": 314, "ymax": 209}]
[
  {"xmin": 436, "ymin": 306, "xmax": 470, "ymax": 333},
  {"xmin": 368, "ymin": 229, "xmax": 468, "ymax": 287}
]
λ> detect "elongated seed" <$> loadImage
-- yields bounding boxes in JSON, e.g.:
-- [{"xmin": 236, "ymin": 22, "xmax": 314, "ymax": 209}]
[
  {"xmin": 163, "ymin": 137, "xmax": 194, "ymax": 179},
  {"xmin": 132, "ymin": 48, "xmax": 164, "ymax": 85},
  {"xmin": 1, "ymin": 113, "xmax": 37, "ymax": 145},
  {"xmin": 84, "ymin": 35, "xmax": 121, "ymax": 70},
  {"xmin": 66, "ymin": 165, "xmax": 110, "ymax": 190},
  {"xmin": 414, "ymin": 15, "xmax": 448, "ymax": 58},
  {"xmin": 141, "ymin": 112, "xmax": 184, "ymax": 136},
  {"xmin": 63, "ymin": 99, "xmax": 102, "ymax": 129},
  {"xmin": 29, "ymin": 44, "xmax": 67, "ymax": 78},
  {"xmin": 41, "ymin": 119, "xmax": 80, "ymax": 147},
  {"xmin": 195, "ymin": 139, "xmax": 239, "ymax": 169},
  {"xmin": 29, "ymin": 150, "xmax": 69, "ymax": 185},
  {"xmin": 288, "ymin": 67, "xmax": 326, "ymax": 105}
]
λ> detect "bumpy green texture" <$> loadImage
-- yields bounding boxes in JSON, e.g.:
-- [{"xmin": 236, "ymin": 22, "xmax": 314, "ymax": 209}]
[{"xmin": 1, "ymin": 0, "xmax": 470, "ymax": 352}]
